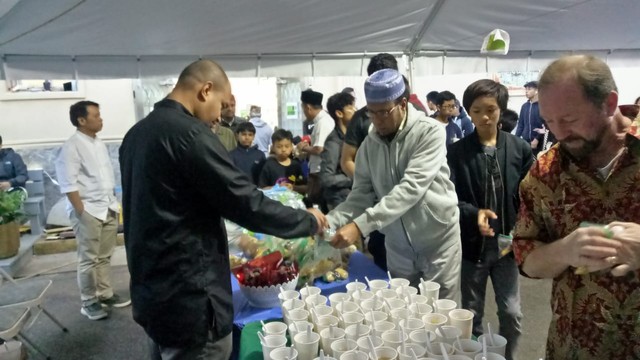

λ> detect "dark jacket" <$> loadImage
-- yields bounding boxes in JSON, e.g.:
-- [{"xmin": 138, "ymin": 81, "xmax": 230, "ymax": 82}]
[
  {"xmin": 0, "ymin": 148, "xmax": 28, "ymax": 188},
  {"xmin": 516, "ymin": 101, "xmax": 542, "ymax": 142},
  {"xmin": 447, "ymin": 130, "xmax": 533, "ymax": 262},
  {"xmin": 320, "ymin": 127, "xmax": 352, "ymax": 207},
  {"xmin": 229, "ymin": 145, "xmax": 265, "ymax": 185},
  {"xmin": 119, "ymin": 99, "xmax": 317, "ymax": 348}
]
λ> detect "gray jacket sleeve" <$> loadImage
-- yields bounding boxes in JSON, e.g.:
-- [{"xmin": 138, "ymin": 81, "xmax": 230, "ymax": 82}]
[{"xmin": 352, "ymin": 123, "xmax": 448, "ymax": 236}]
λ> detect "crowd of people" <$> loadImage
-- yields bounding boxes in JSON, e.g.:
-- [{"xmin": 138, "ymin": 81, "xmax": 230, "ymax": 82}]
[{"xmin": 44, "ymin": 53, "xmax": 640, "ymax": 360}]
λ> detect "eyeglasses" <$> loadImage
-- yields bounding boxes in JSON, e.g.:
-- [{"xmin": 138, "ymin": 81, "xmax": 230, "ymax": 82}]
[
  {"xmin": 619, "ymin": 104, "xmax": 639, "ymax": 120},
  {"xmin": 367, "ymin": 104, "xmax": 399, "ymax": 118}
]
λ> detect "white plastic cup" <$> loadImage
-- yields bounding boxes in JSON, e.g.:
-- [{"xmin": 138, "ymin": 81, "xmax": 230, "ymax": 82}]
[
  {"xmin": 288, "ymin": 309, "xmax": 311, "ymax": 325},
  {"xmin": 283, "ymin": 298, "xmax": 306, "ymax": 325},
  {"xmin": 300, "ymin": 286, "xmax": 322, "ymax": 300},
  {"xmin": 368, "ymin": 279, "xmax": 389, "ymax": 294},
  {"xmin": 424, "ymin": 342, "xmax": 454, "ymax": 360},
  {"xmin": 390, "ymin": 308, "xmax": 413, "ymax": 328},
  {"xmin": 435, "ymin": 326, "xmax": 462, "ymax": 345},
  {"xmin": 399, "ymin": 318, "xmax": 425, "ymax": 333},
  {"xmin": 397, "ymin": 343, "xmax": 426, "ymax": 360},
  {"xmin": 372, "ymin": 320, "xmax": 397, "ymax": 337},
  {"xmin": 306, "ymin": 294, "xmax": 328, "ymax": 310},
  {"xmin": 345, "ymin": 323, "xmax": 371, "ymax": 342},
  {"xmin": 369, "ymin": 346, "xmax": 398, "ymax": 360},
  {"xmin": 262, "ymin": 321, "xmax": 288, "ymax": 337},
  {"xmin": 320, "ymin": 326, "xmax": 346, "ymax": 357},
  {"xmin": 271, "ymin": 347, "xmax": 299, "ymax": 360},
  {"xmin": 329, "ymin": 293, "xmax": 352, "ymax": 308},
  {"xmin": 433, "ymin": 299, "xmax": 457, "ymax": 318},
  {"xmin": 418, "ymin": 281, "xmax": 440, "ymax": 303},
  {"xmin": 376, "ymin": 288, "xmax": 400, "ymax": 301},
  {"xmin": 345, "ymin": 282, "xmax": 368, "ymax": 295},
  {"xmin": 477, "ymin": 334, "xmax": 507, "ymax": 356},
  {"xmin": 336, "ymin": 301, "xmax": 360, "ymax": 316},
  {"xmin": 351, "ymin": 290, "xmax": 376, "ymax": 302},
  {"xmin": 385, "ymin": 298, "xmax": 407, "ymax": 311},
  {"xmin": 453, "ymin": 338, "xmax": 482, "ymax": 357},
  {"xmin": 278, "ymin": 290, "xmax": 300, "ymax": 305},
  {"xmin": 380, "ymin": 329, "xmax": 408, "ymax": 349},
  {"xmin": 408, "ymin": 329, "xmax": 436, "ymax": 348},
  {"xmin": 422, "ymin": 313, "xmax": 448, "ymax": 333},
  {"xmin": 356, "ymin": 335, "xmax": 384, "ymax": 353},
  {"xmin": 316, "ymin": 315, "xmax": 340, "ymax": 334},
  {"xmin": 340, "ymin": 311, "xmax": 365, "ymax": 329},
  {"xmin": 364, "ymin": 310, "xmax": 388, "ymax": 325},
  {"xmin": 360, "ymin": 298, "xmax": 385, "ymax": 313},
  {"xmin": 475, "ymin": 353, "xmax": 506, "ymax": 360},
  {"xmin": 330, "ymin": 339, "xmax": 358, "ymax": 360},
  {"xmin": 409, "ymin": 303, "xmax": 433, "ymax": 317},
  {"xmin": 261, "ymin": 334, "xmax": 288, "ymax": 360},
  {"xmin": 388, "ymin": 278, "xmax": 411, "ymax": 290},
  {"xmin": 448, "ymin": 309, "xmax": 474, "ymax": 339},
  {"xmin": 406, "ymin": 294, "xmax": 430, "ymax": 305},
  {"xmin": 293, "ymin": 330, "xmax": 321, "ymax": 360},
  {"xmin": 313, "ymin": 355, "xmax": 336, "ymax": 360},
  {"xmin": 339, "ymin": 350, "xmax": 369, "ymax": 360},
  {"xmin": 312, "ymin": 305, "xmax": 335, "ymax": 323},
  {"xmin": 395, "ymin": 286, "xmax": 418, "ymax": 298},
  {"xmin": 289, "ymin": 321, "xmax": 314, "ymax": 340}
]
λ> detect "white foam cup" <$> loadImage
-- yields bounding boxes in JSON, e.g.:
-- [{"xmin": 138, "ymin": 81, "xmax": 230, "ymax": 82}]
[
  {"xmin": 380, "ymin": 329, "xmax": 408, "ymax": 349},
  {"xmin": 418, "ymin": 281, "xmax": 440, "ymax": 304},
  {"xmin": 300, "ymin": 286, "xmax": 322, "ymax": 300},
  {"xmin": 261, "ymin": 334, "xmax": 288, "ymax": 360},
  {"xmin": 330, "ymin": 339, "xmax": 358, "ymax": 360},
  {"xmin": 397, "ymin": 343, "xmax": 426, "ymax": 360},
  {"xmin": 422, "ymin": 313, "xmax": 448, "ymax": 333},
  {"xmin": 270, "ymin": 347, "xmax": 299, "ymax": 360},
  {"xmin": 293, "ymin": 330, "xmax": 321, "ymax": 360},
  {"xmin": 262, "ymin": 321, "xmax": 288, "ymax": 336},
  {"xmin": 435, "ymin": 325, "xmax": 462, "ymax": 345},
  {"xmin": 433, "ymin": 299, "xmax": 457, "ymax": 318},
  {"xmin": 477, "ymin": 334, "xmax": 507, "ymax": 356},
  {"xmin": 408, "ymin": 329, "xmax": 436, "ymax": 348},
  {"xmin": 448, "ymin": 309, "xmax": 474, "ymax": 339},
  {"xmin": 320, "ymin": 326, "xmax": 346, "ymax": 357},
  {"xmin": 453, "ymin": 338, "xmax": 482, "ymax": 357},
  {"xmin": 345, "ymin": 323, "xmax": 371, "ymax": 342},
  {"xmin": 399, "ymin": 318, "xmax": 425, "ymax": 332},
  {"xmin": 364, "ymin": 310, "xmax": 388, "ymax": 325},
  {"xmin": 356, "ymin": 335, "xmax": 384, "ymax": 352}
]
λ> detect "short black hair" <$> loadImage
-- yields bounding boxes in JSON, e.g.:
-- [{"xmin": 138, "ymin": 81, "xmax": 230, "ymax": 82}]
[
  {"xmin": 499, "ymin": 109, "xmax": 519, "ymax": 133},
  {"xmin": 426, "ymin": 91, "xmax": 439, "ymax": 103},
  {"xmin": 341, "ymin": 87, "xmax": 355, "ymax": 94},
  {"xmin": 272, "ymin": 129, "xmax": 293, "ymax": 143},
  {"xmin": 367, "ymin": 53, "xmax": 398, "ymax": 76},
  {"xmin": 523, "ymin": 81, "xmax": 538, "ymax": 89},
  {"xmin": 462, "ymin": 79, "xmax": 509, "ymax": 113},
  {"xmin": 326, "ymin": 92, "xmax": 355, "ymax": 122},
  {"xmin": 69, "ymin": 100, "xmax": 99, "ymax": 127},
  {"xmin": 235, "ymin": 121, "xmax": 256, "ymax": 134},
  {"xmin": 435, "ymin": 91, "xmax": 456, "ymax": 106}
]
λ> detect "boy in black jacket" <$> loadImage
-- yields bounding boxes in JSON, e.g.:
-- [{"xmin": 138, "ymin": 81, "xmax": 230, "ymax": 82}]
[
  {"xmin": 447, "ymin": 80, "xmax": 533, "ymax": 360},
  {"xmin": 229, "ymin": 122, "xmax": 265, "ymax": 185},
  {"xmin": 0, "ymin": 135, "xmax": 28, "ymax": 190}
]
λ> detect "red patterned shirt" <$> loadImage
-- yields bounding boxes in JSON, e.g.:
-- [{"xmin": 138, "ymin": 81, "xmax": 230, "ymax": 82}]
[{"xmin": 513, "ymin": 135, "xmax": 640, "ymax": 360}]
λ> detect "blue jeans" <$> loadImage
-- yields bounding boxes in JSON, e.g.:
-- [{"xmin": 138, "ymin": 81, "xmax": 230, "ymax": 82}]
[{"xmin": 461, "ymin": 250, "xmax": 522, "ymax": 360}]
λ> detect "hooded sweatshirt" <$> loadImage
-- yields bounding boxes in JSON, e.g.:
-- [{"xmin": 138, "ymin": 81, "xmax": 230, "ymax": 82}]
[
  {"xmin": 250, "ymin": 117, "xmax": 273, "ymax": 157},
  {"xmin": 0, "ymin": 148, "xmax": 28, "ymax": 187}
]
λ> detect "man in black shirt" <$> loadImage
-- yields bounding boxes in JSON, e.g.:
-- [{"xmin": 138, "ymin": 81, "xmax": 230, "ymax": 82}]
[{"xmin": 120, "ymin": 60, "xmax": 326, "ymax": 360}]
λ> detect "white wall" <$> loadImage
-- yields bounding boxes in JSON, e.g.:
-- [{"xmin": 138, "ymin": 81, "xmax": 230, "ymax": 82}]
[{"xmin": 0, "ymin": 79, "xmax": 136, "ymax": 148}]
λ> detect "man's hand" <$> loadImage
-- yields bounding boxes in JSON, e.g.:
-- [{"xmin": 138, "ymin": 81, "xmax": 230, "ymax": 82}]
[
  {"xmin": 307, "ymin": 208, "xmax": 328, "ymax": 234},
  {"xmin": 296, "ymin": 141, "xmax": 310, "ymax": 153},
  {"xmin": 560, "ymin": 226, "xmax": 621, "ymax": 273},
  {"xmin": 478, "ymin": 209, "xmax": 497, "ymax": 237},
  {"xmin": 533, "ymin": 126, "xmax": 546, "ymax": 135},
  {"xmin": 0, "ymin": 181, "xmax": 12, "ymax": 191},
  {"xmin": 330, "ymin": 223, "xmax": 362, "ymax": 249},
  {"xmin": 607, "ymin": 221, "xmax": 640, "ymax": 276}
]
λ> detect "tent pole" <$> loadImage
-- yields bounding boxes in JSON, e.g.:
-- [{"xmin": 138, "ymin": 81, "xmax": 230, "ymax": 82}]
[{"xmin": 405, "ymin": 0, "xmax": 447, "ymax": 54}]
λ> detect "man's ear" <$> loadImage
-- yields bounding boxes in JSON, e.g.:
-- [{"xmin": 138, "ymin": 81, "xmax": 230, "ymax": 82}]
[
  {"xmin": 77, "ymin": 117, "xmax": 86, "ymax": 126},
  {"xmin": 605, "ymin": 90, "xmax": 619, "ymax": 117},
  {"xmin": 335, "ymin": 109, "xmax": 344, "ymax": 121},
  {"xmin": 198, "ymin": 81, "xmax": 214, "ymax": 101}
]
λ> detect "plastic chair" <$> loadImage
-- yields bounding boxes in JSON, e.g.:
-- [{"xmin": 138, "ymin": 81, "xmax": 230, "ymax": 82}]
[
  {"xmin": 0, "ymin": 268, "xmax": 67, "ymax": 359},
  {"xmin": 0, "ymin": 307, "xmax": 36, "ymax": 359}
]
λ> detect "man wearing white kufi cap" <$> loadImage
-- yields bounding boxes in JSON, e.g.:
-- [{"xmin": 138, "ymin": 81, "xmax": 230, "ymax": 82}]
[{"xmin": 327, "ymin": 69, "xmax": 462, "ymax": 300}]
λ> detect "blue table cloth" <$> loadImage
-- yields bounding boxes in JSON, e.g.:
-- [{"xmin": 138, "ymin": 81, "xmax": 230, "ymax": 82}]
[{"xmin": 231, "ymin": 251, "xmax": 387, "ymax": 327}]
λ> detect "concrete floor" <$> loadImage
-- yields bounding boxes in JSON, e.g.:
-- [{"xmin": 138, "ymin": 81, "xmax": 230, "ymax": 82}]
[{"xmin": 14, "ymin": 246, "xmax": 553, "ymax": 359}]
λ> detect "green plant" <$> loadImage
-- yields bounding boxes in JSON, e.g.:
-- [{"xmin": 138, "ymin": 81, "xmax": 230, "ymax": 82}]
[{"xmin": 0, "ymin": 190, "xmax": 26, "ymax": 225}]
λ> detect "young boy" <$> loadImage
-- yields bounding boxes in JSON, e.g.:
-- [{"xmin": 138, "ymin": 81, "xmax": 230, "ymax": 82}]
[
  {"xmin": 229, "ymin": 122, "xmax": 265, "ymax": 185},
  {"xmin": 446, "ymin": 79, "xmax": 533, "ymax": 360},
  {"xmin": 320, "ymin": 91, "xmax": 355, "ymax": 210},
  {"xmin": 258, "ymin": 129, "xmax": 306, "ymax": 193}
]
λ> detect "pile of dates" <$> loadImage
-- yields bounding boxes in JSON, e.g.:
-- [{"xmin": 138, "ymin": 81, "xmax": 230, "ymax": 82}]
[{"xmin": 233, "ymin": 251, "xmax": 298, "ymax": 287}]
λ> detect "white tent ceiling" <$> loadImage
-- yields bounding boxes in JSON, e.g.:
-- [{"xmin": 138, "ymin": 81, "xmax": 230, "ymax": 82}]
[{"xmin": 1, "ymin": 0, "xmax": 639, "ymax": 79}]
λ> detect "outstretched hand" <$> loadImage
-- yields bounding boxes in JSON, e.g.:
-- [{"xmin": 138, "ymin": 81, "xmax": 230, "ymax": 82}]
[
  {"xmin": 307, "ymin": 207, "xmax": 328, "ymax": 234},
  {"xmin": 330, "ymin": 223, "xmax": 362, "ymax": 249}
]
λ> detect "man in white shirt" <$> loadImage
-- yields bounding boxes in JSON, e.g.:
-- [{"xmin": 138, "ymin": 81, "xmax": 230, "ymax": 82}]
[
  {"xmin": 55, "ymin": 101, "xmax": 130, "ymax": 321},
  {"xmin": 297, "ymin": 89, "xmax": 334, "ymax": 210}
]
